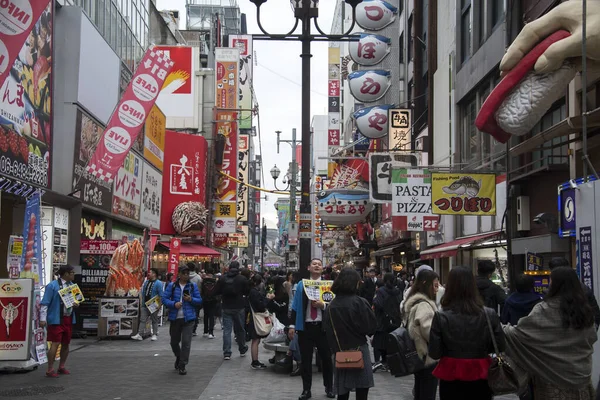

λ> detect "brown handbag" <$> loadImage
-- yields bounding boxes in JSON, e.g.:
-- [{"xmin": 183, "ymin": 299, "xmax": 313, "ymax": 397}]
[{"xmin": 329, "ymin": 308, "xmax": 364, "ymax": 369}]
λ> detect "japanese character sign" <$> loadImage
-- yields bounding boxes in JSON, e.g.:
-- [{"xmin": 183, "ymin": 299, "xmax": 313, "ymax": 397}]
[
  {"xmin": 349, "ymin": 33, "xmax": 392, "ymax": 66},
  {"xmin": 353, "ymin": 104, "xmax": 394, "ymax": 139},
  {"xmin": 348, "ymin": 70, "xmax": 391, "ymax": 103},
  {"xmin": 356, "ymin": 0, "xmax": 398, "ymax": 31}
]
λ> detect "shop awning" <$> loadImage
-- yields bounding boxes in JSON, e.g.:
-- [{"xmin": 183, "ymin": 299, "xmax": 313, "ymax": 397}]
[
  {"xmin": 419, "ymin": 231, "xmax": 502, "ymax": 260},
  {"xmin": 371, "ymin": 241, "xmax": 410, "ymax": 257},
  {"xmin": 158, "ymin": 241, "xmax": 221, "ymax": 256}
]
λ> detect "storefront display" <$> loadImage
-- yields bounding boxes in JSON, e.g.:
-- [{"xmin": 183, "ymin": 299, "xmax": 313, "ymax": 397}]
[
  {"xmin": 105, "ymin": 240, "xmax": 144, "ymax": 297},
  {"xmin": 0, "ymin": 279, "xmax": 33, "ymax": 361},
  {"xmin": 96, "ymin": 297, "xmax": 139, "ymax": 339}
]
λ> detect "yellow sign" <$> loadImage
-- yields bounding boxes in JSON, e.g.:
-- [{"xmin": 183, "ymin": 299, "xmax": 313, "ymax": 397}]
[
  {"xmin": 143, "ymin": 105, "xmax": 166, "ymax": 171},
  {"xmin": 431, "ymin": 173, "xmax": 496, "ymax": 216},
  {"xmin": 58, "ymin": 284, "xmax": 85, "ymax": 308},
  {"xmin": 214, "ymin": 202, "xmax": 236, "ymax": 218},
  {"xmin": 302, "ymin": 279, "xmax": 335, "ymax": 303}
]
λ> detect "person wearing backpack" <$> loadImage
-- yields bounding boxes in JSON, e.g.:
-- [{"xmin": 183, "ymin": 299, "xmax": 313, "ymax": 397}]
[
  {"xmin": 403, "ymin": 269, "xmax": 439, "ymax": 400},
  {"xmin": 371, "ymin": 273, "xmax": 402, "ymax": 373},
  {"xmin": 214, "ymin": 261, "xmax": 249, "ymax": 360},
  {"xmin": 201, "ymin": 265, "xmax": 219, "ymax": 338}
]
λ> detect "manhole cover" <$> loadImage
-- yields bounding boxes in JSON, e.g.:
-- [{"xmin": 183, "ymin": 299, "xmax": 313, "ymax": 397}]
[{"xmin": 0, "ymin": 386, "xmax": 65, "ymax": 397}]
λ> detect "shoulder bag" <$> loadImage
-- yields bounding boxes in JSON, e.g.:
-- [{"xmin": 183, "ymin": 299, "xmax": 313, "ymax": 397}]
[
  {"xmin": 484, "ymin": 309, "xmax": 521, "ymax": 395},
  {"xmin": 250, "ymin": 304, "xmax": 273, "ymax": 337},
  {"xmin": 329, "ymin": 308, "xmax": 364, "ymax": 369}
]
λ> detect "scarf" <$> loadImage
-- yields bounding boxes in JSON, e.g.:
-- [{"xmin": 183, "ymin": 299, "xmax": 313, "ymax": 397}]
[
  {"xmin": 144, "ymin": 280, "xmax": 156, "ymax": 300},
  {"xmin": 503, "ymin": 298, "xmax": 597, "ymax": 388}
]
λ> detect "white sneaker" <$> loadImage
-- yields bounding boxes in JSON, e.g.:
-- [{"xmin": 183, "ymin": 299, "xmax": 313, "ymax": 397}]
[
  {"xmin": 131, "ymin": 334, "xmax": 143, "ymax": 341},
  {"xmin": 208, "ymin": 334, "xmax": 215, "ymax": 339},
  {"xmin": 151, "ymin": 335, "xmax": 158, "ymax": 341}
]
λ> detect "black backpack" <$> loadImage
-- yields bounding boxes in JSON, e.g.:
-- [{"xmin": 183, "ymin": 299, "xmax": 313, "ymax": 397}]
[
  {"xmin": 221, "ymin": 275, "xmax": 237, "ymax": 297},
  {"xmin": 202, "ymin": 279, "xmax": 218, "ymax": 302},
  {"xmin": 381, "ymin": 292, "xmax": 402, "ymax": 332}
]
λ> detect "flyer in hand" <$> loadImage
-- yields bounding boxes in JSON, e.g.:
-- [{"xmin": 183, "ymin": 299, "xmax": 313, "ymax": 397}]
[
  {"xmin": 302, "ymin": 280, "xmax": 335, "ymax": 303},
  {"xmin": 58, "ymin": 284, "xmax": 85, "ymax": 308},
  {"xmin": 145, "ymin": 295, "xmax": 161, "ymax": 313}
]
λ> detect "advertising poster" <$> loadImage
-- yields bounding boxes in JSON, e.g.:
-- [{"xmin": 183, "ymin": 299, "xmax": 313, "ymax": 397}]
[
  {"xmin": 112, "ymin": 151, "xmax": 142, "ymax": 221},
  {"xmin": 20, "ymin": 191, "xmax": 43, "ymax": 289},
  {"xmin": 41, "ymin": 207, "xmax": 53, "ymax": 285},
  {"xmin": 140, "ymin": 161, "xmax": 162, "ymax": 229},
  {"xmin": 228, "ymin": 36, "xmax": 253, "ymax": 130},
  {"xmin": 160, "ymin": 130, "xmax": 208, "ymax": 234},
  {"xmin": 155, "ymin": 46, "xmax": 194, "ymax": 118},
  {"xmin": 0, "ymin": 2, "xmax": 53, "ymax": 188},
  {"xmin": 86, "ymin": 47, "xmax": 173, "ymax": 183},
  {"xmin": 52, "ymin": 208, "xmax": 69, "ymax": 278},
  {"xmin": 327, "ymin": 46, "xmax": 341, "ymax": 154},
  {"xmin": 277, "ymin": 201, "xmax": 290, "ymax": 249},
  {"xmin": 33, "ymin": 327, "xmax": 47, "ymax": 365},
  {"xmin": 81, "ymin": 214, "xmax": 107, "ymax": 240},
  {"xmin": 526, "ymin": 253, "xmax": 543, "ymax": 271},
  {"xmin": 302, "ymin": 280, "xmax": 335, "ymax": 303},
  {"xmin": 143, "ymin": 105, "xmax": 166, "ymax": 171},
  {"xmin": 237, "ymin": 134, "xmax": 249, "ymax": 222},
  {"xmin": 0, "ymin": 279, "xmax": 33, "ymax": 361},
  {"xmin": 72, "ymin": 110, "xmax": 113, "ymax": 211},
  {"xmin": 7, "ymin": 235, "xmax": 23, "ymax": 279},
  {"xmin": 391, "ymin": 169, "xmax": 438, "ymax": 232},
  {"xmin": 58, "ymin": 284, "xmax": 85, "ymax": 308},
  {"xmin": 431, "ymin": 173, "xmax": 497, "ymax": 216}
]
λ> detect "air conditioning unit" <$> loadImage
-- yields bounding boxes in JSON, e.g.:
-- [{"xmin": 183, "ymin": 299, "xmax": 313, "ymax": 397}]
[{"xmin": 516, "ymin": 196, "xmax": 530, "ymax": 231}]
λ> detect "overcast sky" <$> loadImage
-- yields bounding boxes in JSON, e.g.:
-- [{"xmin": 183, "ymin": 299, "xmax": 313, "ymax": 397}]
[{"xmin": 156, "ymin": 0, "xmax": 335, "ymax": 229}]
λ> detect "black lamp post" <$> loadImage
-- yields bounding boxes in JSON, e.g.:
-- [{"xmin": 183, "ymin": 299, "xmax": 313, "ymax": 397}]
[{"xmin": 249, "ymin": 0, "xmax": 362, "ymax": 277}]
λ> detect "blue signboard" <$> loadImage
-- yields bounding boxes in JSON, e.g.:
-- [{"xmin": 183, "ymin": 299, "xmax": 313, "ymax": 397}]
[
  {"xmin": 579, "ymin": 226, "xmax": 594, "ymax": 291},
  {"xmin": 558, "ymin": 187, "xmax": 576, "ymax": 237}
]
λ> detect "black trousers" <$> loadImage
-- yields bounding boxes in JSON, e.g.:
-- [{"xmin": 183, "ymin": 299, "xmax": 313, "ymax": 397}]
[
  {"xmin": 337, "ymin": 388, "xmax": 369, "ymax": 400},
  {"xmin": 193, "ymin": 306, "xmax": 201, "ymax": 333},
  {"xmin": 439, "ymin": 379, "xmax": 492, "ymax": 400},
  {"xmin": 414, "ymin": 365, "xmax": 438, "ymax": 400},
  {"xmin": 298, "ymin": 322, "xmax": 333, "ymax": 392},
  {"xmin": 203, "ymin": 302, "xmax": 216, "ymax": 334}
]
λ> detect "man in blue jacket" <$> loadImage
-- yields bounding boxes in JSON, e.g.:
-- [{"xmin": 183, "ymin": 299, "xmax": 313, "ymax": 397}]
[
  {"xmin": 131, "ymin": 268, "xmax": 164, "ymax": 341},
  {"xmin": 162, "ymin": 264, "xmax": 202, "ymax": 375},
  {"xmin": 40, "ymin": 265, "xmax": 79, "ymax": 378}
]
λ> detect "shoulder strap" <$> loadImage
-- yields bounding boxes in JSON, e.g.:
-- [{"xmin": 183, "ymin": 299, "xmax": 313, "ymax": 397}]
[
  {"xmin": 483, "ymin": 308, "xmax": 500, "ymax": 355},
  {"xmin": 328, "ymin": 307, "xmax": 343, "ymax": 352}
]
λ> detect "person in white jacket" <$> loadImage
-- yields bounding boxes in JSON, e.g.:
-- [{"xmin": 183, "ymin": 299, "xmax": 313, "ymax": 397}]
[{"xmin": 402, "ymin": 269, "xmax": 440, "ymax": 400}]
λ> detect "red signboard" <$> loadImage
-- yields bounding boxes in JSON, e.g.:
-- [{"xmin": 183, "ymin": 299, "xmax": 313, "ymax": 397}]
[
  {"xmin": 215, "ymin": 113, "xmax": 237, "ymax": 202},
  {"xmin": 328, "ymin": 129, "xmax": 340, "ymax": 146},
  {"xmin": 167, "ymin": 237, "xmax": 181, "ymax": 280},
  {"xmin": 80, "ymin": 240, "xmax": 121, "ymax": 254},
  {"xmin": 328, "ymin": 80, "xmax": 340, "ymax": 96},
  {"xmin": 160, "ymin": 130, "xmax": 208, "ymax": 234},
  {"xmin": 86, "ymin": 48, "xmax": 174, "ymax": 183},
  {"xmin": 154, "ymin": 46, "xmax": 192, "ymax": 94},
  {"xmin": 213, "ymin": 233, "xmax": 228, "ymax": 248}
]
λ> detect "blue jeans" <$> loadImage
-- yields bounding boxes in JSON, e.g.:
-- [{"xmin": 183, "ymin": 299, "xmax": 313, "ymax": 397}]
[{"xmin": 222, "ymin": 308, "xmax": 247, "ymax": 357}]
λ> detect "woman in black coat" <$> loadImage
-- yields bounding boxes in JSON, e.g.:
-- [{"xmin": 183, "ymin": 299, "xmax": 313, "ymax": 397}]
[{"xmin": 247, "ymin": 274, "xmax": 273, "ymax": 370}]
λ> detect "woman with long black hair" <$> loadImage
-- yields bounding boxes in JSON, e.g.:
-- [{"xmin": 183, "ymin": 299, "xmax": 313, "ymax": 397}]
[
  {"xmin": 428, "ymin": 267, "xmax": 505, "ymax": 400},
  {"xmin": 504, "ymin": 267, "xmax": 597, "ymax": 399}
]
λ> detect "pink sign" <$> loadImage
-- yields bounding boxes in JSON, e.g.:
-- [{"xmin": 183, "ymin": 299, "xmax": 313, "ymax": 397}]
[
  {"xmin": 86, "ymin": 47, "xmax": 174, "ymax": 183},
  {"xmin": 0, "ymin": 0, "xmax": 51, "ymax": 90},
  {"xmin": 80, "ymin": 239, "xmax": 121, "ymax": 254}
]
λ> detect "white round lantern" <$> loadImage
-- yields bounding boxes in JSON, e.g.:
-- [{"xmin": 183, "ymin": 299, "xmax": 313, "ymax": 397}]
[
  {"xmin": 353, "ymin": 104, "xmax": 394, "ymax": 139},
  {"xmin": 317, "ymin": 189, "xmax": 373, "ymax": 226},
  {"xmin": 349, "ymin": 33, "xmax": 392, "ymax": 66},
  {"xmin": 356, "ymin": 0, "xmax": 398, "ymax": 31},
  {"xmin": 348, "ymin": 70, "xmax": 391, "ymax": 103}
]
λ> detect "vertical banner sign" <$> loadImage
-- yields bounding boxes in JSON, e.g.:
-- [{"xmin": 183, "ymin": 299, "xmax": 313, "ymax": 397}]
[
  {"xmin": 229, "ymin": 35, "xmax": 253, "ymax": 130},
  {"xmin": 431, "ymin": 173, "xmax": 497, "ymax": 216},
  {"xmin": 140, "ymin": 161, "xmax": 162, "ymax": 229},
  {"xmin": 112, "ymin": 152, "xmax": 142, "ymax": 221},
  {"xmin": 388, "ymin": 109, "xmax": 412, "ymax": 150},
  {"xmin": 155, "ymin": 46, "xmax": 195, "ymax": 118},
  {"xmin": 237, "ymin": 134, "xmax": 249, "ymax": 223},
  {"xmin": 86, "ymin": 47, "xmax": 174, "ymax": 183},
  {"xmin": 391, "ymin": 169, "xmax": 437, "ymax": 231},
  {"xmin": 147, "ymin": 235, "xmax": 159, "ymax": 273},
  {"xmin": 167, "ymin": 237, "xmax": 181, "ymax": 280},
  {"xmin": 143, "ymin": 105, "xmax": 166, "ymax": 171},
  {"xmin": 40, "ymin": 206, "xmax": 53, "ymax": 286},
  {"xmin": 327, "ymin": 47, "xmax": 341, "ymax": 150},
  {"xmin": 0, "ymin": 2, "xmax": 53, "ymax": 188},
  {"xmin": 7, "ymin": 235, "xmax": 23, "ymax": 279},
  {"xmin": 0, "ymin": 279, "xmax": 33, "ymax": 361},
  {"xmin": 579, "ymin": 226, "xmax": 594, "ymax": 291},
  {"xmin": 558, "ymin": 183, "xmax": 576, "ymax": 238},
  {"xmin": 214, "ymin": 48, "xmax": 239, "ymax": 234},
  {"xmin": 160, "ymin": 130, "xmax": 208, "ymax": 234},
  {"xmin": 20, "ymin": 191, "xmax": 43, "ymax": 289}
]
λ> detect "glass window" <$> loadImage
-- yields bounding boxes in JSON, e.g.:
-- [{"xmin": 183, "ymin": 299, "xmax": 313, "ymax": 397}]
[
  {"xmin": 96, "ymin": 0, "xmax": 105, "ymax": 36},
  {"xmin": 491, "ymin": 0, "xmax": 504, "ymax": 28},
  {"xmin": 461, "ymin": 2, "xmax": 472, "ymax": 62}
]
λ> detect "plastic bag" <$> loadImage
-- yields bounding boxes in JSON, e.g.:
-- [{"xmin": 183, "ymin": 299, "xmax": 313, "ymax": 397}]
[{"xmin": 263, "ymin": 315, "xmax": 286, "ymax": 344}]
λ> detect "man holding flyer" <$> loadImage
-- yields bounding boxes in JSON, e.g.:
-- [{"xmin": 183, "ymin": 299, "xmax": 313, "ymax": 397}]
[
  {"xmin": 131, "ymin": 268, "xmax": 164, "ymax": 341},
  {"xmin": 40, "ymin": 265, "xmax": 79, "ymax": 378}
]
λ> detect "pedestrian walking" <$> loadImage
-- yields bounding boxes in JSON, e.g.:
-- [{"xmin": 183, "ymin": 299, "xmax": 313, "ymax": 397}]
[
  {"xmin": 40, "ymin": 265, "xmax": 78, "ymax": 378},
  {"xmin": 402, "ymin": 269, "xmax": 439, "ymax": 400},
  {"xmin": 162, "ymin": 265, "xmax": 202, "ymax": 375},
  {"xmin": 428, "ymin": 266, "xmax": 505, "ymax": 400},
  {"xmin": 504, "ymin": 267, "xmax": 597, "ymax": 399},
  {"xmin": 289, "ymin": 258, "xmax": 335, "ymax": 400},
  {"xmin": 131, "ymin": 268, "xmax": 163, "ymax": 341},
  {"xmin": 475, "ymin": 260, "xmax": 507, "ymax": 314},
  {"xmin": 214, "ymin": 261, "xmax": 249, "ymax": 360},
  {"xmin": 372, "ymin": 273, "xmax": 402, "ymax": 373},
  {"xmin": 323, "ymin": 268, "xmax": 377, "ymax": 400},
  {"xmin": 188, "ymin": 262, "xmax": 203, "ymax": 336},
  {"xmin": 200, "ymin": 265, "xmax": 219, "ymax": 338},
  {"xmin": 500, "ymin": 273, "xmax": 542, "ymax": 327}
]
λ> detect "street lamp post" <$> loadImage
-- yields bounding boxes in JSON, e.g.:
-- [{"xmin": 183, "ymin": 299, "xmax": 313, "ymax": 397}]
[{"xmin": 249, "ymin": 0, "xmax": 362, "ymax": 277}]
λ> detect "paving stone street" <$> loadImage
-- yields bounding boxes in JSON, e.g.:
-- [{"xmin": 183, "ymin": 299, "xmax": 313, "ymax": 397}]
[{"xmin": 0, "ymin": 321, "xmax": 518, "ymax": 400}]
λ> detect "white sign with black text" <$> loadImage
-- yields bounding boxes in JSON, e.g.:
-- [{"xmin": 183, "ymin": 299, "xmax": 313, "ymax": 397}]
[{"xmin": 140, "ymin": 162, "xmax": 162, "ymax": 229}]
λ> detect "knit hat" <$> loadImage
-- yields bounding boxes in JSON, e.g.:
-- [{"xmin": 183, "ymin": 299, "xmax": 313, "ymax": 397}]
[{"xmin": 415, "ymin": 264, "xmax": 433, "ymax": 278}]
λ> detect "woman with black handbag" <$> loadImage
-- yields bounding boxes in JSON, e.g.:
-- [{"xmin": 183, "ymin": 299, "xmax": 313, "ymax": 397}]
[
  {"xmin": 323, "ymin": 268, "xmax": 377, "ymax": 400},
  {"xmin": 428, "ymin": 267, "xmax": 505, "ymax": 400}
]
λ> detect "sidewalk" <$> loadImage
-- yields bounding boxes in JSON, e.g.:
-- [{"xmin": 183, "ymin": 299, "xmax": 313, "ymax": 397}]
[{"xmin": 0, "ymin": 322, "xmax": 518, "ymax": 400}]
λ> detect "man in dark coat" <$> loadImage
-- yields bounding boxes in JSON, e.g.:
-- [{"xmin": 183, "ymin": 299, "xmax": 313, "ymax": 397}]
[
  {"xmin": 476, "ymin": 260, "xmax": 507, "ymax": 314},
  {"xmin": 360, "ymin": 268, "xmax": 378, "ymax": 305}
]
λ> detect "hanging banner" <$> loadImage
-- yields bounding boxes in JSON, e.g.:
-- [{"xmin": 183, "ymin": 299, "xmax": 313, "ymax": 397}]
[
  {"xmin": 154, "ymin": 46, "xmax": 194, "ymax": 118},
  {"xmin": 112, "ymin": 151, "xmax": 142, "ymax": 221},
  {"xmin": 0, "ymin": 2, "xmax": 53, "ymax": 188},
  {"xmin": 167, "ymin": 237, "xmax": 181, "ymax": 279},
  {"xmin": 20, "ymin": 191, "xmax": 43, "ymax": 289},
  {"xmin": 140, "ymin": 161, "xmax": 162, "ymax": 229},
  {"xmin": 143, "ymin": 105, "xmax": 166, "ymax": 171},
  {"xmin": 237, "ymin": 134, "xmax": 249, "ymax": 222},
  {"xmin": 229, "ymin": 35, "xmax": 253, "ymax": 130},
  {"xmin": 392, "ymin": 169, "xmax": 437, "ymax": 232},
  {"xmin": 0, "ymin": 279, "xmax": 33, "ymax": 361},
  {"xmin": 147, "ymin": 234, "xmax": 159, "ymax": 273},
  {"xmin": 431, "ymin": 173, "xmax": 497, "ymax": 216},
  {"xmin": 579, "ymin": 226, "xmax": 594, "ymax": 291},
  {"xmin": 160, "ymin": 130, "xmax": 207, "ymax": 234},
  {"xmin": 86, "ymin": 47, "xmax": 174, "ymax": 183},
  {"xmin": 7, "ymin": 235, "xmax": 23, "ymax": 279}
]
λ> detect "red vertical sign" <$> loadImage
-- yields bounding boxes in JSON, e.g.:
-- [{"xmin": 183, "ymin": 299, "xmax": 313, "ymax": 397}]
[
  {"xmin": 167, "ymin": 237, "xmax": 181, "ymax": 280},
  {"xmin": 147, "ymin": 234, "xmax": 159, "ymax": 273},
  {"xmin": 86, "ymin": 47, "xmax": 174, "ymax": 183}
]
